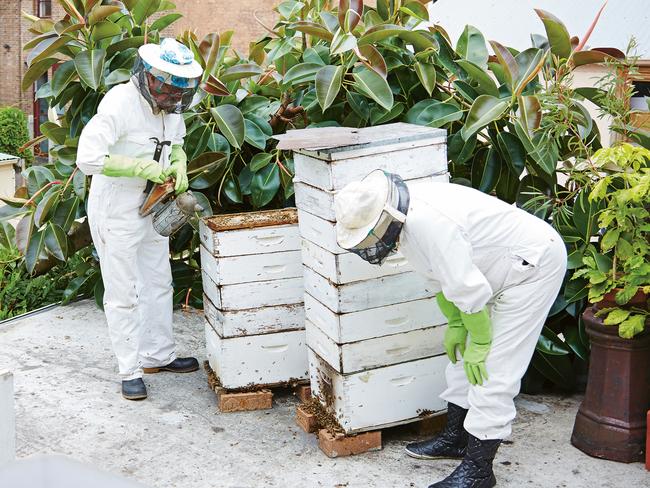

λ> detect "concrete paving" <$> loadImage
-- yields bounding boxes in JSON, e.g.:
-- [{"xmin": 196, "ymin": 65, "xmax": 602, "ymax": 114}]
[{"xmin": 0, "ymin": 301, "xmax": 646, "ymax": 488}]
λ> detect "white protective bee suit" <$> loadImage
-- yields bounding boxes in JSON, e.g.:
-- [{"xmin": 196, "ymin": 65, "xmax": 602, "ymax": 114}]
[
  {"xmin": 76, "ymin": 79, "xmax": 185, "ymax": 380},
  {"xmin": 399, "ymin": 182, "xmax": 567, "ymax": 440}
]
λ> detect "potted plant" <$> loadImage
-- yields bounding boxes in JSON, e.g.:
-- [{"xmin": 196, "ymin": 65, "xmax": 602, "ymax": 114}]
[{"xmin": 571, "ymin": 142, "xmax": 650, "ymax": 463}]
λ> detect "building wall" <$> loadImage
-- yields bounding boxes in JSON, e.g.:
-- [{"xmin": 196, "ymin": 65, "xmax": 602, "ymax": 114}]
[{"xmin": 1, "ymin": 1, "xmax": 65, "ymax": 115}]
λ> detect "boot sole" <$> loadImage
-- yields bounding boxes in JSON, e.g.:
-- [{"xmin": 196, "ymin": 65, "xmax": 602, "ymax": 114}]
[
  {"xmin": 143, "ymin": 365, "xmax": 199, "ymax": 374},
  {"xmin": 122, "ymin": 393, "xmax": 147, "ymax": 401},
  {"xmin": 404, "ymin": 448, "xmax": 464, "ymax": 460}
]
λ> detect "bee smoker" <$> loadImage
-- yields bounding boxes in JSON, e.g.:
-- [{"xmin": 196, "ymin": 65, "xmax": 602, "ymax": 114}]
[{"xmin": 138, "ymin": 137, "xmax": 203, "ymax": 237}]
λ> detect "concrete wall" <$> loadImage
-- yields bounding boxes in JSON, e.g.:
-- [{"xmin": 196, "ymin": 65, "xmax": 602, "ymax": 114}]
[
  {"xmin": 0, "ymin": 370, "xmax": 15, "ymax": 466},
  {"xmin": 429, "ymin": 0, "xmax": 650, "ymax": 57}
]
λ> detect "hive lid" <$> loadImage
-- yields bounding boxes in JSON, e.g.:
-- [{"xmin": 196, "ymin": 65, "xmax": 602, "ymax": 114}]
[{"xmin": 273, "ymin": 123, "xmax": 446, "ymax": 160}]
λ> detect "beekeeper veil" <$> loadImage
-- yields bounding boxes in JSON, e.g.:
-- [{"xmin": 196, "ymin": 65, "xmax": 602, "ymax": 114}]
[
  {"xmin": 334, "ymin": 170, "xmax": 410, "ymax": 265},
  {"xmin": 132, "ymin": 38, "xmax": 203, "ymax": 114}
]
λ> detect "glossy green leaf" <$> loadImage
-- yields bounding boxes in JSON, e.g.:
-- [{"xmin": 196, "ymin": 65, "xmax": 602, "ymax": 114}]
[
  {"xmin": 330, "ymin": 29, "xmax": 357, "ymax": 55},
  {"xmin": 73, "ymin": 170, "xmax": 88, "ymax": 200},
  {"xmin": 461, "ymin": 95, "xmax": 509, "ymax": 141},
  {"xmin": 131, "ymin": 0, "xmax": 161, "ymax": 24},
  {"xmin": 90, "ymin": 21, "xmax": 121, "ymax": 41},
  {"xmin": 25, "ymin": 229, "xmax": 46, "ymax": 274},
  {"xmin": 250, "ymin": 164, "xmax": 280, "ymax": 208},
  {"xmin": 573, "ymin": 190, "xmax": 605, "ymax": 243},
  {"xmin": 531, "ymin": 349, "xmax": 575, "ymax": 389},
  {"xmin": 456, "ymin": 60, "xmax": 499, "ymax": 97},
  {"xmin": 220, "ymin": 64, "xmax": 264, "ymax": 82},
  {"xmin": 414, "ymin": 62, "xmax": 436, "ymax": 96},
  {"xmin": 74, "ymin": 49, "xmax": 106, "ymax": 91},
  {"xmin": 448, "ymin": 132, "xmax": 477, "ymax": 165},
  {"xmin": 51, "ymin": 60, "xmax": 78, "ymax": 97},
  {"xmin": 406, "ymin": 100, "xmax": 463, "ymax": 128},
  {"xmin": 369, "ymin": 102, "xmax": 404, "ymax": 125},
  {"xmin": 105, "ymin": 68, "xmax": 131, "ymax": 86},
  {"xmin": 283, "ymin": 63, "xmax": 323, "ymax": 87},
  {"xmin": 249, "ymin": 152, "xmax": 274, "ymax": 172},
  {"xmin": 34, "ymin": 188, "xmax": 60, "ymax": 227},
  {"xmin": 536, "ymin": 327, "xmax": 570, "ymax": 355},
  {"xmin": 489, "ymin": 40, "xmax": 517, "ymax": 87},
  {"xmin": 187, "ymin": 152, "xmax": 228, "ymax": 176},
  {"xmin": 244, "ymin": 118, "xmax": 268, "ymax": 150},
  {"xmin": 456, "ymin": 25, "xmax": 488, "ymax": 67},
  {"xmin": 150, "ymin": 13, "xmax": 183, "ymax": 32},
  {"xmin": 44, "ymin": 223, "xmax": 68, "ymax": 261},
  {"xmin": 353, "ymin": 67, "xmax": 393, "ymax": 111},
  {"xmin": 517, "ymin": 95, "xmax": 542, "ymax": 136},
  {"xmin": 564, "ymin": 324, "xmax": 589, "ymax": 361},
  {"xmin": 514, "ymin": 48, "xmax": 546, "ymax": 96},
  {"xmin": 52, "ymin": 197, "xmax": 79, "ymax": 231},
  {"xmin": 535, "ymin": 9, "xmax": 572, "ymax": 59},
  {"xmin": 21, "ymin": 57, "xmax": 59, "ymax": 91},
  {"xmin": 15, "ymin": 214, "xmax": 35, "ymax": 254},
  {"xmin": 26, "ymin": 36, "xmax": 68, "ymax": 66},
  {"xmin": 497, "ymin": 131, "xmax": 526, "ymax": 177},
  {"xmin": 315, "ymin": 65, "xmax": 343, "ymax": 111},
  {"xmin": 290, "ymin": 21, "xmax": 334, "ymax": 41},
  {"xmin": 357, "ymin": 45, "xmax": 387, "ymax": 78},
  {"xmin": 107, "ymin": 36, "xmax": 145, "ymax": 56},
  {"xmin": 210, "ymin": 105, "xmax": 245, "ymax": 149},
  {"xmin": 472, "ymin": 147, "xmax": 501, "ymax": 193}
]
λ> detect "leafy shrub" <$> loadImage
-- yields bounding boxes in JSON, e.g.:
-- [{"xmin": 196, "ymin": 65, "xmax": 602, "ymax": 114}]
[{"xmin": 0, "ymin": 107, "xmax": 33, "ymax": 163}]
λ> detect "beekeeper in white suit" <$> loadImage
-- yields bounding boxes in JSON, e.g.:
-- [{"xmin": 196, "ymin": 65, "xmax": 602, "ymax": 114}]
[
  {"xmin": 334, "ymin": 171, "xmax": 566, "ymax": 488},
  {"xmin": 76, "ymin": 39, "xmax": 203, "ymax": 401}
]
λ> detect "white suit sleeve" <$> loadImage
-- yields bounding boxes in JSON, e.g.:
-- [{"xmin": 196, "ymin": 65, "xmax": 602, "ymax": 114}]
[
  {"xmin": 170, "ymin": 115, "xmax": 186, "ymax": 146},
  {"xmin": 422, "ymin": 213, "xmax": 493, "ymax": 314},
  {"xmin": 75, "ymin": 88, "xmax": 125, "ymax": 175}
]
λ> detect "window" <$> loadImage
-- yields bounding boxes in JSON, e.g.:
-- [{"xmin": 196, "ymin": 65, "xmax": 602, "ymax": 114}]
[{"xmin": 37, "ymin": 0, "xmax": 52, "ymax": 18}]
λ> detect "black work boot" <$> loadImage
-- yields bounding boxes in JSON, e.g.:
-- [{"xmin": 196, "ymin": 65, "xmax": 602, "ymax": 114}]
[
  {"xmin": 143, "ymin": 357, "xmax": 199, "ymax": 374},
  {"xmin": 428, "ymin": 434, "xmax": 502, "ymax": 488},
  {"xmin": 405, "ymin": 403, "xmax": 469, "ymax": 460},
  {"xmin": 122, "ymin": 378, "xmax": 147, "ymax": 401}
]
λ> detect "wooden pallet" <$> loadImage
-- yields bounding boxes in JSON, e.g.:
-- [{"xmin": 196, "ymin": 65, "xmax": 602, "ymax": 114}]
[
  {"xmin": 204, "ymin": 361, "xmax": 308, "ymax": 413},
  {"xmin": 295, "ymin": 399, "xmax": 447, "ymax": 458}
]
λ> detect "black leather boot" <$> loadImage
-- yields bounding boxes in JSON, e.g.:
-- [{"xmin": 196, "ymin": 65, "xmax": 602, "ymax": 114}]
[
  {"xmin": 428, "ymin": 434, "xmax": 502, "ymax": 488},
  {"xmin": 143, "ymin": 357, "xmax": 199, "ymax": 374},
  {"xmin": 122, "ymin": 378, "xmax": 147, "ymax": 400},
  {"xmin": 405, "ymin": 403, "xmax": 469, "ymax": 460}
]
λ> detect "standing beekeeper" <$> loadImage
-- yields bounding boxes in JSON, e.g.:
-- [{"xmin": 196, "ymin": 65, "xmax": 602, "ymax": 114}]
[
  {"xmin": 76, "ymin": 39, "xmax": 203, "ymax": 401},
  {"xmin": 334, "ymin": 170, "xmax": 566, "ymax": 488}
]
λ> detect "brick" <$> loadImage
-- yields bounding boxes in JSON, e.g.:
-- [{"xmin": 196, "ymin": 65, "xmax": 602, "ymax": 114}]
[
  {"xmin": 411, "ymin": 413, "xmax": 447, "ymax": 436},
  {"xmin": 294, "ymin": 384, "xmax": 312, "ymax": 403},
  {"xmin": 317, "ymin": 429, "xmax": 382, "ymax": 458},
  {"xmin": 295, "ymin": 404, "xmax": 318, "ymax": 434},
  {"xmin": 216, "ymin": 387, "xmax": 273, "ymax": 412}
]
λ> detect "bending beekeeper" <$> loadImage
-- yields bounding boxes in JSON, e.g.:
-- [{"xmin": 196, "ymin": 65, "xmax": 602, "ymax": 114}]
[
  {"xmin": 76, "ymin": 39, "xmax": 203, "ymax": 401},
  {"xmin": 334, "ymin": 171, "xmax": 567, "ymax": 488}
]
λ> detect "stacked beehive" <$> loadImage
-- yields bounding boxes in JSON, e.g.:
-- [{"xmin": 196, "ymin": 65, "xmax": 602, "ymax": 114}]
[
  {"xmin": 290, "ymin": 123, "xmax": 451, "ymax": 434},
  {"xmin": 200, "ymin": 209, "xmax": 308, "ymax": 390}
]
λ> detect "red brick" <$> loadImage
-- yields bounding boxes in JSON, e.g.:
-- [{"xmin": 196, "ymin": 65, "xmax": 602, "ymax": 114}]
[
  {"xmin": 296, "ymin": 404, "xmax": 318, "ymax": 433},
  {"xmin": 318, "ymin": 429, "xmax": 382, "ymax": 458},
  {"xmin": 216, "ymin": 387, "xmax": 273, "ymax": 412},
  {"xmin": 294, "ymin": 384, "xmax": 312, "ymax": 403}
]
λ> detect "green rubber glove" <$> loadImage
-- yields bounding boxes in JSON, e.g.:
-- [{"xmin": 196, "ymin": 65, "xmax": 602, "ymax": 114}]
[
  {"xmin": 103, "ymin": 154, "xmax": 164, "ymax": 183},
  {"xmin": 163, "ymin": 144, "xmax": 188, "ymax": 195},
  {"xmin": 437, "ymin": 292, "xmax": 467, "ymax": 363},
  {"xmin": 460, "ymin": 308, "xmax": 492, "ymax": 386}
]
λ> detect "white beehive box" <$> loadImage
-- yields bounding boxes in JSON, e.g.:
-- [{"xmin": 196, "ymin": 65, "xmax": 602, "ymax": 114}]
[
  {"xmin": 288, "ymin": 123, "xmax": 447, "ymax": 191},
  {"xmin": 303, "ymin": 266, "xmax": 438, "ymax": 314},
  {"xmin": 0, "ymin": 153, "xmax": 20, "ymax": 199},
  {"xmin": 200, "ymin": 208, "xmax": 308, "ymax": 389},
  {"xmin": 304, "ymin": 293, "xmax": 446, "ymax": 344},
  {"xmin": 307, "ymin": 321, "xmax": 446, "ymax": 374},
  {"xmin": 309, "ymin": 349, "xmax": 447, "ymax": 434},
  {"xmin": 206, "ymin": 324, "xmax": 308, "ymax": 389}
]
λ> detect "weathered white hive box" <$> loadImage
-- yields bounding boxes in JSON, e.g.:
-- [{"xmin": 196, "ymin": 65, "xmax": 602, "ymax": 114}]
[
  {"xmin": 200, "ymin": 209, "xmax": 308, "ymax": 389},
  {"xmin": 287, "ymin": 123, "xmax": 450, "ymax": 433}
]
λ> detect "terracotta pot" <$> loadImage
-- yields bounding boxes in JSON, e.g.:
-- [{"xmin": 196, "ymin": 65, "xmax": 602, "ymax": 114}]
[
  {"xmin": 598, "ymin": 288, "xmax": 649, "ymax": 310},
  {"xmin": 571, "ymin": 306, "xmax": 650, "ymax": 462}
]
